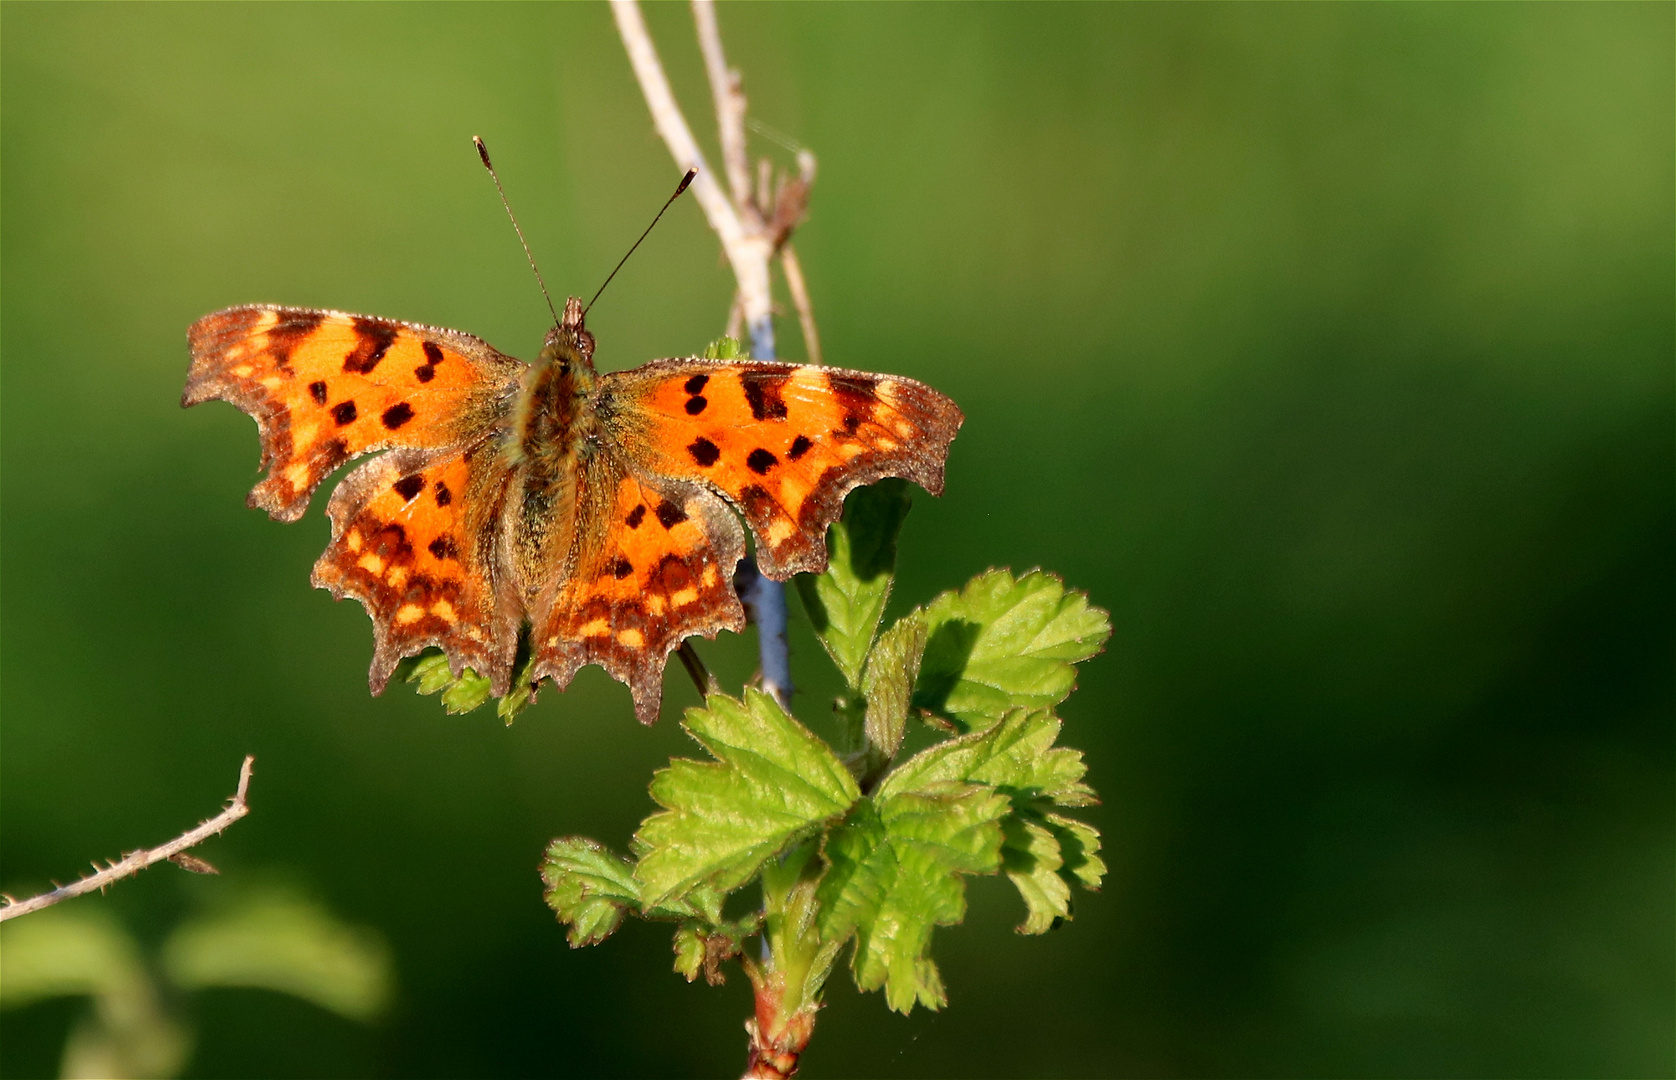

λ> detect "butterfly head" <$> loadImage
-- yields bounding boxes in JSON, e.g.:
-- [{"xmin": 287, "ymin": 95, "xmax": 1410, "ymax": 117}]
[{"xmin": 539, "ymin": 296, "xmax": 597, "ymax": 378}]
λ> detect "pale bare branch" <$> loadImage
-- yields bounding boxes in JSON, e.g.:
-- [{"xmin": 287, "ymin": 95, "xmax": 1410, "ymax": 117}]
[
  {"xmin": 0, "ymin": 756, "xmax": 256, "ymax": 923},
  {"xmin": 611, "ymin": 0, "xmax": 773, "ymax": 331},
  {"xmin": 779, "ymin": 244, "xmax": 821, "ymax": 366},
  {"xmin": 692, "ymin": 0, "xmax": 752, "ymax": 210}
]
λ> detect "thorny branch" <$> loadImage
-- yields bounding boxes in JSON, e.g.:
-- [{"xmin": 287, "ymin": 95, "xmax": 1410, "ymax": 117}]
[
  {"xmin": 0, "ymin": 756, "xmax": 256, "ymax": 923},
  {"xmin": 613, "ymin": 0, "xmax": 820, "ymax": 712}
]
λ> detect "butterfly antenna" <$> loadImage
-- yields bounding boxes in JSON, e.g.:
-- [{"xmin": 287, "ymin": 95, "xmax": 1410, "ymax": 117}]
[
  {"xmin": 474, "ymin": 136, "xmax": 560, "ymax": 328},
  {"xmin": 585, "ymin": 167, "xmax": 698, "ymax": 316}
]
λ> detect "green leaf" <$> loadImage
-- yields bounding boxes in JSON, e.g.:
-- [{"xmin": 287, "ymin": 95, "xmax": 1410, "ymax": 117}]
[
  {"xmin": 881, "ymin": 707, "xmax": 1096, "ymax": 807},
  {"xmin": 913, "ymin": 569, "xmax": 1110, "ymax": 730},
  {"xmin": 795, "ymin": 479, "xmax": 913, "ymax": 687},
  {"xmin": 404, "ymin": 646, "xmax": 538, "ymax": 722},
  {"xmin": 703, "ymin": 336, "xmax": 749, "ymax": 360},
  {"xmin": 885, "ymin": 709, "xmax": 1105, "ymax": 934},
  {"xmin": 1043, "ymin": 810, "xmax": 1106, "ymax": 890},
  {"xmin": 634, "ymin": 689, "xmax": 861, "ymax": 907},
  {"xmin": 405, "ymin": 652, "xmax": 493, "ymax": 714},
  {"xmin": 860, "ymin": 610, "xmax": 928, "ymax": 765},
  {"xmin": 671, "ymin": 915, "xmax": 758, "ymax": 985},
  {"xmin": 816, "ymin": 784, "xmax": 1010, "ymax": 1013},
  {"xmin": 1001, "ymin": 816, "xmax": 1073, "ymax": 935},
  {"xmin": 672, "ymin": 923, "xmax": 708, "ymax": 982},
  {"xmin": 162, "ymin": 887, "xmax": 392, "ymax": 1022},
  {"xmin": 541, "ymin": 838, "xmax": 644, "ymax": 947}
]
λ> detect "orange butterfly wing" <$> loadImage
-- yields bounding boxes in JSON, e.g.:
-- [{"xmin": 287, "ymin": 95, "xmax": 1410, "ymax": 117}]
[
  {"xmin": 184, "ymin": 306, "xmax": 522, "ymax": 521},
  {"xmin": 310, "ymin": 442, "xmax": 521, "ymax": 695},
  {"xmin": 529, "ymin": 444, "xmax": 747, "ymax": 723},
  {"xmin": 599, "ymin": 360, "xmax": 963, "ymax": 578}
]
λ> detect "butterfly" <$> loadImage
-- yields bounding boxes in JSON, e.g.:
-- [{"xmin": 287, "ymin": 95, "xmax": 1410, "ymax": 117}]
[{"xmin": 183, "ymin": 296, "xmax": 962, "ymax": 722}]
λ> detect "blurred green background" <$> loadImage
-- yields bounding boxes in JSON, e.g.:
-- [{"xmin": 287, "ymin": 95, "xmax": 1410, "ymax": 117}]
[{"xmin": 3, "ymin": 3, "xmax": 1670, "ymax": 1077}]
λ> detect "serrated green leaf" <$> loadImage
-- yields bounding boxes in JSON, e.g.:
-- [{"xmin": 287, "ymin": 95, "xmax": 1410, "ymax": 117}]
[
  {"xmin": 540, "ymin": 838, "xmax": 642, "ymax": 946},
  {"xmin": 795, "ymin": 480, "xmax": 913, "ymax": 687},
  {"xmin": 634, "ymin": 689, "xmax": 861, "ymax": 907},
  {"xmin": 861, "ymin": 611, "xmax": 928, "ymax": 764},
  {"xmin": 881, "ymin": 707, "xmax": 1096, "ymax": 807},
  {"xmin": 913, "ymin": 569, "xmax": 1110, "ymax": 729},
  {"xmin": 1002, "ymin": 816, "xmax": 1072, "ymax": 934},
  {"xmin": 671, "ymin": 916, "xmax": 756, "ymax": 986},
  {"xmin": 672, "ymin": 923, "xmax": 707, "ymax": 982},
  {"xmin": 1043, "ymin": 811, "xmax": 1106, "ymax": 890},
  {"xmin": 703, "ymin": 336, "xmax": 749, "ymax": 360},
  {"xmin": 816, "ymin": 784, "xmax": 1010, "ymax": 1013}
]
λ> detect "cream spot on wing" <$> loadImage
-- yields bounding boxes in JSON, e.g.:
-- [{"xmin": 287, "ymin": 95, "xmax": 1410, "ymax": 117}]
[
  {"xmin": 777, "ymin": 473, "xmax": 812, "ymax": 510},
  {"xmin": 260, "ymin": 375, "xmax": 283, "ymax": 389},
  {"xmin": 431, "ymin": 599, "xmax": 457, "ymax": 623},
  {"xmin": 701, "ymin": 565, "xmax": 718, "ymax": 587},
  {"xmin": 875, "ymin": 378, "xmax": 901, "ymax": 406},
  {"xmin": 357, "ymin": 552, "xmax": 386, "ymax": 575},
  {"xmin": 284, "ymin": 461, "xmax": 311, "ymax": 487},
  {"xmin": 387, "ymin": 566, "xmax": 409, "ymax": 589},
  {"xmin": 875, "ymin": 436, "xmax": 899, "ymax": 452},
  {"xmin": 671, "ymin": 586, "xmax": 699, "ymax": 607},
  {"xmin": 617, "ymin": 628, "xmax": 645, "ymax": 647},
  {"xmin": 892, "ymin": 420, "xmax": 915, "ymax": 438},
  {"xmin": 231, "ymin": 364, "xmax": 254, "ymax": 377},
  {"xmin": 645, "ymin": 594, "xmax": 667, "ymax": 616},
  {"xmin": 766, "ymin": 519, "xmax": 795, "ymax": 546},
  {"xmin": 291, "ymin": 421, "xmax": 318, "ymax": 447},
  {"xmin": 253, "ymin": 311, "xmax": 281, "ymax": 332},
  {"xmin": 840, "ymin": 442, "xmax": 866, "ymax": 460},
  {"xmin": 395, "ymin": 603, "xmax": 424, "ymax": 625},
  {"xmin": 578, "ymin": 618, "xmax": 610, "ymax": 637},
  {"xmin": 346, "ymin": 530, "xmax": 363, "ymax": 552}
]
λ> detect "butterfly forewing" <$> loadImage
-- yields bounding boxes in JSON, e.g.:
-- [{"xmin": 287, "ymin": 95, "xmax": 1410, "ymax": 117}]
[
  {"xmin": 184, "ymin": 306, "xmax": 523, "ymax": 521},
  {"xmin": 599, "ymin": 359, "xmax": 963, "ymax": 579}
]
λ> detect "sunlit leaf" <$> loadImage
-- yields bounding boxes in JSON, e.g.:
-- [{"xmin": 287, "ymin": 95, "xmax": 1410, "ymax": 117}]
[
  {"xmin": 913, "ymin": 569, "xmax": 1110, "ymax": 729},
  {"xmin": 635, "ymin": 689, "xmax": 860, "ymax": 907},
  {"xmin": 816, "ymin": 784, "xmax": 1009, "ymax": 1013},
  {"xmin": 795, "ymin": 480, "xmax": 913, "ymax": 687}
]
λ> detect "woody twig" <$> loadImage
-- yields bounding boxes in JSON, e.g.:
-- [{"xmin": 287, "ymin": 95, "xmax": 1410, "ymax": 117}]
[
  {"xmin": 613, "ymin": 0, "xmax": 819, "ymax": 712},
  {"xmin": 0, "ymin": 756, "xmax": 255, "ymax": 923}
]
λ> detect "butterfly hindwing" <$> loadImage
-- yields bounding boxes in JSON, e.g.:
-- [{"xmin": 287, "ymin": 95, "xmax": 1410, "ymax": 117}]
[
  {"xmin": 185, "ymin": 306, "xmax": 523, "ymax": 522},
  {"xmin": 311, "ymin": 442, "xmax": 522, "ymax": 695},
  {"xmin": 599, "ymin": 359, "xmax": 963, "ymax": 578},
  {"xmin": 530, "ymin": 443, "xmax": 746, "ymax": 723}
]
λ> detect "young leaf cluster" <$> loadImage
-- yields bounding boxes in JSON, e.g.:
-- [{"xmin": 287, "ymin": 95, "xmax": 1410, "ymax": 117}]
[{"xmin": 541, "ymin": 480, "xmax": 1110, "ymax": 1014}]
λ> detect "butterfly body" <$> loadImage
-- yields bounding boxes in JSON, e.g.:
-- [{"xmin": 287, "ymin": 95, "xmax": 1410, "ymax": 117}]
[{"xmin": 185, "ymin": 296, "xmax": 961, "ymax": 722}]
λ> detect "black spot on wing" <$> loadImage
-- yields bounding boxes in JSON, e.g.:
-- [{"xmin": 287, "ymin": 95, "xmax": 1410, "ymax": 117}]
[
  {"xmin": 393, "ymin": 475, "xmax": 424, "ymax": 502},
  {"xmin": 685, "ymin": 396, "xmax": 708, "ymax": 415},
  {"xmin": 684, "ymin": 374, "xmax": 709, "ymax": 395},
  {"xmin": 655, "ymin": 500, "xmax": 688, "ymax": 529},
  {"xmin": 433, "ymin": 481, "xmax": 452, "ymax": 507},
  {"xmin": 428, "ymin": 535, "xmax": 460, "ymax": 560},
  {"xmin": 609, "ymin": 557, "xmax": 634, "ymax": 580},
  {"xmin": 415, "ymin": 341, "xmax": 442, "ymax": 383},
  {"xmin": 787, "ymin": 434, "xmax": 812, "ymax": 460},
  {"xmin": 344, "ymin": 317, "xmax": 399, "ymax": 374},
  {"xmin": 266, "ymin": 311, "xmax": 325, "ymax": 369},
  {"xmin": 331, "ymin": 400, "xmax": 358, "ymax": 426},
  {"xmin": 381, "ymin": 402, "xmax": 415, "ymax": 429},
  {"xmin": 308, "ymin": 380, "xmax": 329, "ymax": 405},
  {"xmin": 747, "ymin": 448, "xmax": 778, "ymax": 475},
  {"xmin": 689, "ymin": 437, "xmax": 720, "ymax": 467},
  {"xmin": 626, "ymin": 504, "xmax": 646, "ymax": 529},
  {"xmin": 743, "ymin": 374, "xmax": 790, "ymax": 421}
]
